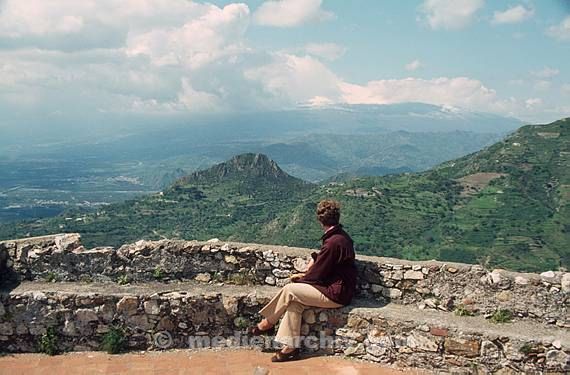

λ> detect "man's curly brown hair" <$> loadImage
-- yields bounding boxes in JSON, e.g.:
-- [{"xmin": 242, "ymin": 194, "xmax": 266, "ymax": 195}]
[{"xmin": 316, "ymin": 199, "xmax": 341, "ymax": 226}]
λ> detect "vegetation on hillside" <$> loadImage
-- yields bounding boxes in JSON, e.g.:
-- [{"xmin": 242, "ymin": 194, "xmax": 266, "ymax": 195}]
[{"xmin": 1, "ymin": 119, "xmax": 568, "ymax": 272}]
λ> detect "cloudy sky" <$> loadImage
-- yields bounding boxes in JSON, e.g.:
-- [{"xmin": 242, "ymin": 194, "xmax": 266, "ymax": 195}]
[{"xmin": 1, "ymin": 0, "xmax": 569, "ymax": 128}]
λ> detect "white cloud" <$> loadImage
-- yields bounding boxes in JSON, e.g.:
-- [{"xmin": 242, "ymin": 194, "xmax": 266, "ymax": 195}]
[
  {"xmin": 127, "ymin": 77, "xmax": 225, "ymax": 114},
  {"xmin": 492, "ymin": 5, "xmax": 534, "ymax": 24},
  {"xmin": 0, "ymin": 43, "xmax": 538, "ymax": 120},
  {"xmin": 0, "ymin": 0, "xmax": 86, "ymax": 37},
  {"xmin": 547, "ymin": 16, "xmax": 570, "ymax": 41},
  {"xmin": 245, "ymin": 55, "xmax": 523, "ymax": 116},
  {"xmin": 419, "ymin": 0, "xmax": 484, "ymax": 30},
  {"xmin": 525, "ymin": 98, "xmax": 542, "ymax": 109},
  {"xmin": 531, "ymin": 67, "xmax": 559, "ymax": 79},
  {"xmin": 126, "ymin": 3, "xmax": 250, "ymax": 69},
  {"xmin": 0, "ymin": 58, "xmax": 55, "ymax": 86},
  {"xmin": 0, "ymin": 0, "xmax": 214, "ymax": 37},
  {"xmin": 244, "ymin": 53, "xmax": 342, "ymax": 106},
  {"xmin": 253, "ymin": 0, "xmax": 334, "ymax": 27},
  {"xmin": 529, "ymin": 67, "xmax": 558, "ymax": 92},
  {"xmin": 130, "ymin": 98, "xmax": 180, "ymax": 114},
  {"xmin": 306, "ymin": 96, "xmax": 335, "ymax": 107},
  {"xmin": 304, "ymin": 43, "xmax": 346, "ymax": 61},
  {"xmin": 339, "ymin": 77, "xmax": 503, "ymax": 112},
  {"xmin": 534, "ymin": 80, "xmax": 551, "ymax": 91},
  {"xmin": 562, "ymin": 84, "xmax": 570, "ymax": 94},
  {"xmin": 0, "ymin": 48, "xmax": 183, "ymax": 115},
  {"xmin": 405, "ymin": 59, "xmax": 422, "ymax": 71},
  {"xmin": 177, "ymin": 78, "xmax": 222, "ymax": 112},
  {"xmin": 0, "ymin": 0, "xmax": 221, "ymax": 51},
  {"xmin": 0, "ymin": 0, "xmax": 563, "ymax": 123}
]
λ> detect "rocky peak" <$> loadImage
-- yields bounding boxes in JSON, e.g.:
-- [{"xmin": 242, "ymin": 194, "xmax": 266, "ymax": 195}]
[{"xmin": 188, "ymin": 153, "xmax": 291, "ymax": 182}]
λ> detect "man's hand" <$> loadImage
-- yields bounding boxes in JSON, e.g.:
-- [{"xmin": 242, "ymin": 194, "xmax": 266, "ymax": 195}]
[
  {"xmin": 289, "ymin": 273, "xmax": 305, "ymax": 281},
  {"xmin": 306, "ymin": 258, "xmax": 314, "ymax": 271}
]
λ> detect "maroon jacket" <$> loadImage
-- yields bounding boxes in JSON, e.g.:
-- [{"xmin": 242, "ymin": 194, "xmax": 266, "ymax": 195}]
[{"xmin": 294, "ymin": 224, "xmax": 357, "ymax": 305}]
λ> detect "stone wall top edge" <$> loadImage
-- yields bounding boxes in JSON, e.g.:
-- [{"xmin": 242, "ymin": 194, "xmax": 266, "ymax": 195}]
[
  {"xmin": 0, "ymin": 233, "xmax": 562, "ymax": 280},
  {"xmin": 1, "ymin": 233, "xmax": 67, "ymax": 244},
  {"xmin": 1, "ymin": 281, "xmax": 279, "ymax": 299}
]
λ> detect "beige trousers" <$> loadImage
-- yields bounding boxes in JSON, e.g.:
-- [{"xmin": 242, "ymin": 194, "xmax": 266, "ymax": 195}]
[{"xmin": 259, "ymin": 283, "xmax": 343, "ymax": 348}]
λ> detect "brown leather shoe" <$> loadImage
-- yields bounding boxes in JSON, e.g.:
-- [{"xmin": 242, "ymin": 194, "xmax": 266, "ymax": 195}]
[
  {"xmin": 247, "ymin": 324, "xmax": 275, "ymax": 336},
  {"xmin": 271, "ymin": 348, "xmax": 300, "ymax": 362}
]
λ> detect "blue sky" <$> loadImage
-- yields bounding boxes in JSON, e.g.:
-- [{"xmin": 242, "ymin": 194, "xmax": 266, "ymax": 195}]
[
  {"xmin": 245, "ymin": 1, "xmax": 569, "ymax": 82},
  {"xmin": 0, "ymin": 0, "xmax": 569, "ymax": 127}
]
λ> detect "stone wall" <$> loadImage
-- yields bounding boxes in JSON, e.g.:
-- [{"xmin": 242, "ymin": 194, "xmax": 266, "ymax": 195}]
[
  {"xmin": 1, "ymin": 282, "xmax": 569, "ymax": 373},
  {"xmin": 1, "ymin": 234, "xmax": 568, "ymax": 326},
  {"xmin": 0, "ymin": 234, "xmax": 569, "ymax": 373}
]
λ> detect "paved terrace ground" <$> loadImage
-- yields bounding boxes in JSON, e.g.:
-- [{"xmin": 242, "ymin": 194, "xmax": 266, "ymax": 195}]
[{"xmin": 0, "ymin": 349, "xmax": 430, "ymax": 375}]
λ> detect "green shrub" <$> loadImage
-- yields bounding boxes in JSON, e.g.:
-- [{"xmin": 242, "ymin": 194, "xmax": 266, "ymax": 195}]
[
  {"xmin": 233, "ymin": 316, "xmax": 250, "ymax": 329},
  {"xmin": 38, "ymin": 327, "xmax": 59, "ymax": 355},
  {"xmin": 45, "ymin": 272, "xmax": 58, "ymax": 283},
  {"xmin": 211, "ymin": 271, "xmax": 224, "ymax": 283},
  {"xmin": 490, "ymin": 309, "xmax": 513, "ymax": 323},
  {"xmin": 228, "ymin": 270, "xmax": 256, "ymax": 286},
  {"xmin": 454, "ymin": 304, "xmax": 474, "ymax": 317},
  {"xmin": 101, "ymin": 327, "xmax": 127, "ymax": 354},
  {"xmin": 519, "ymin": 342, "xmax": 533, "ymax": 355},
  {"xmin": 153, "ymin": 267, "xmax": 164, "ymax": 280},
  {"xmin": 117, "ymin": 274, "xmax": 130, "ymax": 285},
  {"xmin": 79, "ymin": 275, "xmax": 93, "ymax": 283}
]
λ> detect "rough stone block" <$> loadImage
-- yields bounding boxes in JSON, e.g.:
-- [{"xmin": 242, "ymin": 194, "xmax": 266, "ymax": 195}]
[
  {"xmin": 382, "ymin": 288, "xmax": 402, "ymax": 299},
  {"xmin": 271, "ymin": 269, "xmax": 290, "ymax": 278},
  {"xmin": 302, "ymin": 309, "xmax": 316, "ymax": 324},
  {"xmin": 429, "ymin": 327, "xmax": 448, "ymax": 337},
  {"xmin": 407, "ymin": 332, "xmax": 439, "ymax": 352},
  {"xmin": 293, "ymin": 258, "xmax": 309, "ymax": 273},
  {"xmin": 194, "ymin": 273, "xmax": 211, "ymax": 283},
  {"xmin": 480, "ymin": 340, "xmax": 500, "ymax": 359},
  {"xmin": 143, "ymin": 300, "xmax": 160, "ymax": 315},
  {"xmin": 0, "ymin": 322, "xmax": 14, "ymax": 336},
  {"xmin": 444, "ymin": 337, "xmax": 481, "ymax": 358},
  {"xmin": 404, "ymin": 270, "xmax": 424, "ymax": 280},
  {"xmin": 545, "ymin": 349, "xmax": 569, "ymax": 371},
  {"xmin": 117, "ymin": 296, "xmax": 139, "ymax": 316},
  {"xmin": 561, "ymin": 273, "xmax": 570, "ymax": 293},
  {"xmin": 75, "ymin": 309, "xmax": 99, "ymax": 325}
]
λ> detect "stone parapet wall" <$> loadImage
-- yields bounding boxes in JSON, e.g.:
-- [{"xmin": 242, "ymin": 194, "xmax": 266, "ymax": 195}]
[
  {"xmin": 1, "ymin": 234, "xmax": 568, "ymax": 326},
  {"xmin": 1, "ymin": 234, "xmax": 569, "ymax": 373},
  {"xmin": 0, "ymin": 282, "xmax": 271, "ymax": 353},
  {"xmin": 1, "ymin": 282, "xmax": 569, "ymax": 373}
]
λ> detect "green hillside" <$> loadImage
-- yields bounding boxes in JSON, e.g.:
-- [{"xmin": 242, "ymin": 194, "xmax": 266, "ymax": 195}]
[
  {"xmin": 1, "ymin": 119, "xmax": 568, "ymax": 272},
  {"xmin": 293, "ymin": 118, "xmax": 568, "ymax": 272},
  {"xmin": 0, "ymin": 153, "xmax": 313, "ymax": 247}
]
